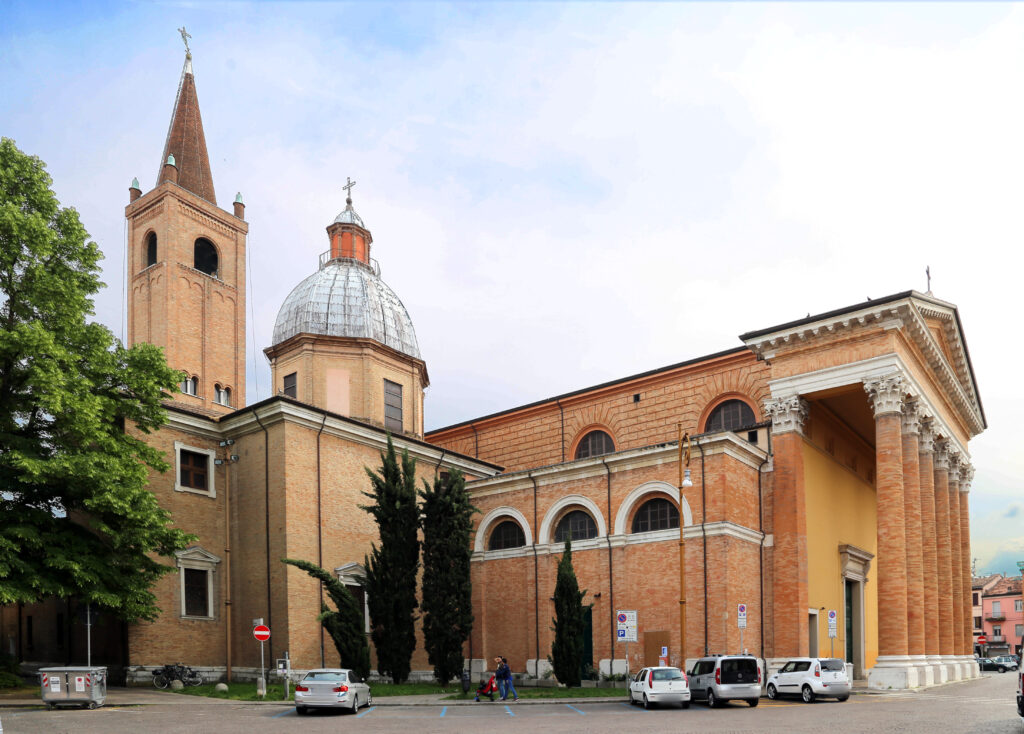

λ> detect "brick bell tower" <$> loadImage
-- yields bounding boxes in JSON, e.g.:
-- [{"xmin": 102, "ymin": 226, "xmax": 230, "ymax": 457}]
[{"xmin": 125, "ymin": 49, "xmax": 247, "ymax": 415}]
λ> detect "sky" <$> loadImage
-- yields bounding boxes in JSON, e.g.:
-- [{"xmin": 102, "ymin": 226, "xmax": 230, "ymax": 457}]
[{"xmin": 1, "ymin": 1, "xmax": 1021, "ymax": 576}]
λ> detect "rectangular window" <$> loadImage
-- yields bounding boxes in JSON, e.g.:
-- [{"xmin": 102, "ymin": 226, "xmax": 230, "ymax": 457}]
[
  {"xmin": 384, "ymin": 380, "xmax": 403, "ymax": 432},
  {"xmin": 183, "ymin": 568, "xmax": 210, "ymax": 617},
  {"xmin": 179, "ymin": 450, "xmax": 208, "ymax": 491},
  {"xmin": 1016, "ymin": 600, "xmax": 1023, "ymax": 613},
  {"xmin": 346, "ymin": 584, "xmax": 367, "ymax": 633},
  {"xmin": 1016, "ymin": 624, "xmax": 1024, "ymax": 638},
  {"xmin": 973, "ymin": 592, "xmax": 979, "ymax": 605},
  {"xmin": 993, "ymin": 600, "xmax": 1002, "ymax": 616},
  {"xmin": 283, "ymin": 372, "xmax": 297, "ymax": 398},
  {"xmin": 974, "ymin": 616, "xmax": 983, "ymax": 630}
]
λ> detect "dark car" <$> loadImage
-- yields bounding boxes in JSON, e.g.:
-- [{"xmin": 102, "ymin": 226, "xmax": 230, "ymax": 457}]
[{"xmin": 979, "ymin": 657, "xmax": 1014, "ymax": 673}]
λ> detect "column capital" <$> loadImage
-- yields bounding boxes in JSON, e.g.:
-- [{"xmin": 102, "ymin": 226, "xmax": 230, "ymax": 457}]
[
  {"xmin": 918, "ymin": 417, "xmax": 936, "ymax": 454},
  {"xmin": 959, "ymin": 464, "xmax": 975, "ymax": 493},
  {"xmin": 864, "ymin": 373, "xmax": 905, "ymax": 417},
  {"xmin": 900, "ymin": 399, "xmax": 921, "ymax": 435},
  {"xmin": 948, "ymin": 454, "xmax": 964, "ymax": 485},
  {"xmin": 764, "ymin": 394, "xmax": 809, "ymax": 435},
  {"xmin": 933, "ymin": 440, "xmax": 950, "ymax": 471}
]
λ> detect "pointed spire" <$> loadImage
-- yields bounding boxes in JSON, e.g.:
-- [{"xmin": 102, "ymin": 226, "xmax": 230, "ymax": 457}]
[{"xmin": 157, "ymin": 50, "xmax": 216, "ymax": 204}]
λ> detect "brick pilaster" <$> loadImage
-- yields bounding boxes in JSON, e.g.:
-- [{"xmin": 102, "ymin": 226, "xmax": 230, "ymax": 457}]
[
  {"xmin": 900, "ymin": 403, "xmax": 925, "ymax": 657},
  {"xmin": 917, "ymin": 421, "xmax": 939, "ymax": 658},
  {"xmin": 958, "ymin": 469, "xmax": 973, "ymax": 656},
  {"xmin": 764, "ymin": 395, "xmax": 809, "ymax": 658},
  {"xmin": 865, "ymin": 376, "xmax": 908, "ymax": 658},
  {"xmin": 933, "ymin": 446, "xmax": 953, "ymax": 656}
]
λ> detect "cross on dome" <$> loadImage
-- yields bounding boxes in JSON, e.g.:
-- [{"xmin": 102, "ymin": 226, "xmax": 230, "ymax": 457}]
[{"xmin": 343, "ymin": 176, "xmax": 356, "ymax": 205}]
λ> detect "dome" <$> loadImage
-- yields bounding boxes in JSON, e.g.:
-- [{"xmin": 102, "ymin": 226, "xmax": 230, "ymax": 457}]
[
  {"xmin": 333, "ymin": 205, "xmax": 365, "ymax": 228},
  {"xmin": 272, "ymin": 260, "xmax": 421, "ymax": 359}
]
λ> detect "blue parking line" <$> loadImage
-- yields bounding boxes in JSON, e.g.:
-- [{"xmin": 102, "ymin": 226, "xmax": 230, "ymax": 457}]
[
  {"xmin": 620, "ymin": 702, "xmax": 647, "ymax": 712},
  {"xmin": 271, "ymin": 708, "xmax": 294, "ymax": 718},
  {"xmin": 356, "ymin": 706, "xmax": 376, "ymax": 718},
  {"xmin": 440, "ymin": 706, "xmax": 447, "ymax": 717},
  {"xmin": 504, "ymin": 704, "xmax": 514, "ymax": 716},
  {"xmin": 565, "ymin": 704, "xmax": 585, "ymax": 715}
]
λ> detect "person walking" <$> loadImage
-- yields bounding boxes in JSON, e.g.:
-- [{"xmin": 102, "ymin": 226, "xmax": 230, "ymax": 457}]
[
  {"xmin": 499, "ymin": 657, "xmax": 518, "ymax": 702},
  {"xmin": 493, "ymin": 657, "xmax": 507, "ymax": 701}
]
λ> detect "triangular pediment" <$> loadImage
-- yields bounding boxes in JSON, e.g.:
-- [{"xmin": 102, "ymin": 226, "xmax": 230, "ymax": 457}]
[
  {"xmin": 175, "ymin": 546, "xmax": 221, "ymax": 564},
  {"xmin": 335, "ymin": 562, "xmax": 366, "ymax": 585}
]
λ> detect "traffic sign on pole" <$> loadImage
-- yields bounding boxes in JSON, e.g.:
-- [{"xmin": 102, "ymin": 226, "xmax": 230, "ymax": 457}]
[
  {"xmin": 737, "ymin": 603, "xmax": 747, "ymax": 629},
  {"xmin": 253, "ymin": 625, "xmax": 271, "ymax": 641}
]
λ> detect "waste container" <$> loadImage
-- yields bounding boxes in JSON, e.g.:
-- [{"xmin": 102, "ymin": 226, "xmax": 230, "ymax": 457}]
[{"xmin": 39, "ymin": 667, "xmax": 107, "ymax": 709}]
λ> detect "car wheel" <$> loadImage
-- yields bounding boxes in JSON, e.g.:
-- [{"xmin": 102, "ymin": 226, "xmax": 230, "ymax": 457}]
[
  {"xmin": 351, "ymin": 694, "xmax": 359, "ymax": 713},
  {"xmin": 707, "ymin": 689, "xmax": 718, "ymax": 708},
  {"xmin": 681, "ymin": 700, "xmax": 690, "ymax": 709},
  {"xmin": 837, "ymin": 695, "xmax": 849, "ymax": 702},
  {"xmin": 748, "ymin": 697, "xmax": 759, "ymax": 707},
  {"xmin": 643, "ymin": 694, "xmax": 652, "ymax": 710},
  {"xmin": 767, "ymin": 683, "xmax": 778, "ymax": 700},
  {"xmin": 998, "ymin": 667, "xmax": 1006, "ymax": 673},
  {"xmin": 296, "ymin": 706, "xmax": 307, "ymax": 716},
  {"xmin": 801, "ymin": 685, "xmax": 815, "ymax": 703}
]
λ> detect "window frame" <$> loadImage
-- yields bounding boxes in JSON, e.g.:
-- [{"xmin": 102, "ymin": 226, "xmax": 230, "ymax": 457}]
[
  {"xmin": 193, "ymin": 237, "xmax": 219, "ymax": 277},
  {"xmin": 488, "ymin": 519, "xmax": 527, "ymax": 551},
  {"xmin": 574, "ymin": 429, "xmax": 615, "ymax": 460},
  {"xmin": 175, "ymin": 547, "xmax": 220, "ymax": 620},
  {"xmin": 145, "ymin": 231, "xmax": 158, "ymax": 268},
  {"xmin": 630, "ymin": 497, "xmax": 680, "ymax": 534},
  {"xmin": 384, "ymin": 379, "xmax": 403, "ymax": 433},
  {"xmin": 703, "ymin": 399, "xmax": 756, "ymax": 433},
  {"xmin": 283, "ymin": 372, "xmax": 297, "ymax": 399},
  {"xmin": 553, "ymin": 509, "xmax": 598, "ymax": 543},
  {"xmin": 174, "ymin": 441, "xmax": 217, "ymax": 498},
  {"xmin": 214, "ymin": 384, "xmax": 232, "ymax": 407}
]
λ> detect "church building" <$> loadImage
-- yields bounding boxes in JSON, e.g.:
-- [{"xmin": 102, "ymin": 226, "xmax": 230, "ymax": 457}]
[{"xmin": 0, "ymin": 49, "xmax": 986, "ymax": 691}]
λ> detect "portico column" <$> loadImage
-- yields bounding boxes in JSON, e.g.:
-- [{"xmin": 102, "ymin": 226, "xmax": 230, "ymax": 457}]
[
  {"xmin": 959, "ymin": 466, "xmax": 977, "ymax": 678},
  {"xmin": 764, "ymin": 395, "xmax": 810, "ymax": 658},
  {"xmin": 947, "ymin": 454, "xmax": 964, "ymax": 680},
  {"xmin": 901, "ymin": 401, "xmax": 931, "ymax": 685},
  {"xmin": 933, "ymin": 442, "xmax": 956, "ymax": 680},
  {"xmin": 917, "ymin": 419, "xmax": 944, "ymax": 682},
  {"xmin": 865, "ymin": 374, "xmax": 917, "ymax": 689}
]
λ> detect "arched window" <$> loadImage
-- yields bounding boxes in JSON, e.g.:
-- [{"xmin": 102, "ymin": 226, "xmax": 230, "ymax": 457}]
[
  {"xmin": 145, "ymin": 232, "xmax": 157, "ymax": 267},
  {"xmin": 704, "ymin": 399, "xmax": 755, "ymax": 432},
  {"xmin": 214, "ymin": 385, "xmax": 232, "ymax": 406},
  {"xmin": 180, "ymin": 375, "xmax": 198, "ymax": 396},
  {"xmin": 631, "ymin": 497, "xmax": 679, "ymax": 533},
  {"xmin": 554, "ymin": 510, "xmax": 598, "ymax": 543},
  {"xmin": 194, "ymin": 237, "xmax": 218, "ymax": 276},
  {"xmin": 574, "ymin": 430, "xmax": 615, "ymax": 460},
  {"xmin": 488, "ymin": 520, "xmax": 526, "ymax": 551}
]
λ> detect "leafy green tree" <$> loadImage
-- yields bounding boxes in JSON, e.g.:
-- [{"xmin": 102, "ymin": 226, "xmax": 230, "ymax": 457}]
[
  {"xmin": 361, "ymin": 435, "xmax": 420, "ymax": 683},
  {"xmin": 282, "ymin": 558, "xmax": 370, "ymax": 679},
  {"xmin": 551, "ymin": 537, "xmax": 589, "ymax": 687},
  {"xmin": 419, "ymin": 468, "xmax": 476, "ymax": 687},
  {"xmin": 0, "ymin": 137, "xmax": 191, "ymax": 620}
]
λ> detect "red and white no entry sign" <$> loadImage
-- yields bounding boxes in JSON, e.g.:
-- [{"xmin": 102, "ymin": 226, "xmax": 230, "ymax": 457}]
[
  {"xmin": 253, "ymin": 624, "xmax": 271, "ymax": 641},
  {"xmin": 976, "ymin": 634, "xmax": 987, "ymax": 644}
]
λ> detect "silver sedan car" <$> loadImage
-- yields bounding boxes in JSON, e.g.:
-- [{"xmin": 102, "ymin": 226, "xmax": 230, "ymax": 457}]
[{"xmin": 294, "ymin": 669, "xmax": 371, "ymax": 714}]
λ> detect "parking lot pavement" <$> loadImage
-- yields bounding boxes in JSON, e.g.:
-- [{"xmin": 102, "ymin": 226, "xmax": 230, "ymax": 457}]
[{"xmin": 1, "ymin": 674, "xmax": 1020, "ymax": 734}]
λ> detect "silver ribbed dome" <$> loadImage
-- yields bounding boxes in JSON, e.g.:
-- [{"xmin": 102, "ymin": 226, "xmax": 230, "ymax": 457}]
[
  {"xmin": 333, "ymin": 206, "xmax": 365, "ymax": 228},
  {"xmin": 272, "ymin": 260, "xmax": 421, "ymax": 359}
]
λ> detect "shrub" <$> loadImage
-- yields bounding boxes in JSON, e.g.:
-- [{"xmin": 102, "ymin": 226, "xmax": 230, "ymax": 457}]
[{"xmin": 0, "ymin": 671, "xmax": 23, "ymax": 689}]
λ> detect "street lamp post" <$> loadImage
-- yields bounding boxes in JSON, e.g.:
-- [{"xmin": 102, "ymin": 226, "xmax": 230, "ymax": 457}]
[{"xmin": 678, "ymin": 424, "xmax": 693, "ymax": 669}]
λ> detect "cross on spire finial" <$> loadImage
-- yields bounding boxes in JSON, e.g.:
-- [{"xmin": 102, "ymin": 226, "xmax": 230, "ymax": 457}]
[
  {"xmin": 178, "ymin": 26, "xmax": 192, "ymax": 55},
  {"xmin": 926, "ymin": 265, "xmax": 932, "ymax": 295},
  {"xmin": 343, "ymin": 177, "xmax": 356, "ymax": 205}
]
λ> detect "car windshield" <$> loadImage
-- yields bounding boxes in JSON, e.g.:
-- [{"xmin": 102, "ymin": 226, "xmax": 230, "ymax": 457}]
[
  {"xmin": 652, "ymin": 669, "xmax": 683, "ymax": 681},
  {"xmin": 303, "ymin": 671, "xmax": 347, "ymax": 682},
  {"xmin": 821, "ymin": 659, "xmax": 845, "ymax": 671}
]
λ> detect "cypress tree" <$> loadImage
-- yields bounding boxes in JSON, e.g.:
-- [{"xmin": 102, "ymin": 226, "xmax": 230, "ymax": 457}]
[
  {"xmin": 551, "ymin": 537, "xmax": 589, "ymax": 687},
  {"xmin": 282, "ymin": 558, "xmax": 370, "ymax": 679},
  {"xmin": 420, "ymin": 468, "xmax": 476, "ymax": 687},
  {"xmin": 361, "ymin": 435, "xmax": 420, "ymax": 683}
]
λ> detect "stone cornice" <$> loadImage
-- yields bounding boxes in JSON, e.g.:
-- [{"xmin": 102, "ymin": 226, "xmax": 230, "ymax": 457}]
[{"xmin": 742, "ymin": 294, "xmax": 984, "ymax": 436}]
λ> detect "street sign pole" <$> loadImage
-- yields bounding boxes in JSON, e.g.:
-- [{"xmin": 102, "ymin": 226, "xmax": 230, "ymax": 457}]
[{"xmin": 737, "ymin": 604, "xmax": 747, "ymax": 653}]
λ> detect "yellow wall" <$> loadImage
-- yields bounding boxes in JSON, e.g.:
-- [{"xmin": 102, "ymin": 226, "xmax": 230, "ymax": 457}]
[{"xmin": 804, "ymin": 441, "xmax": 878, "ymax": 671}]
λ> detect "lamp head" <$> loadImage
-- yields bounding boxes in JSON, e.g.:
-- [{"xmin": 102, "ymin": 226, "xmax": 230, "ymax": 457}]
[{"xmin": 682, "ymin": 468, "xmax": 693, "ymax": 488}]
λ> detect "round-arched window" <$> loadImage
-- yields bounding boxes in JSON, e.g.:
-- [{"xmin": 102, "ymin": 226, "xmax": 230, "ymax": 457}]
[
  {"xmin": 574, "ymin": 430, "xmax": 615, "ymax": 460},
  {"xmin": 704, "ymin": 399, "xmax": 755, "ymax": 432},
  {"xmin": 488, "ymin": 520, "xmax": 526, "ymax": 551},
  {"xmin": 194, "ymin": 237, "xmax": 218, "ymax": 276},
  {"xmin": 145, "ymin": 232, "xmax": 158, "ymax": 267},
  {"xmin": 554, "ymin": 510, "xmax": 598, "ymax": 543},
  {"xmin": 631, "ymin": 497, "xmax": 679, "ymax": 533}
]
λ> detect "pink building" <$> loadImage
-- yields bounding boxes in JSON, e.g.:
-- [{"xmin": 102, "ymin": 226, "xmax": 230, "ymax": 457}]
[{"xmin": 982, "ymin": 576, "xmax": 1023, "ymax": 658}]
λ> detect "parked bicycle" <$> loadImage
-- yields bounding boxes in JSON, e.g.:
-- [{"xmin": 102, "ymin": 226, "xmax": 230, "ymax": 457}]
[{"xmin": 152, "ymin": 663, "xmax": 203, "ymax": 688}]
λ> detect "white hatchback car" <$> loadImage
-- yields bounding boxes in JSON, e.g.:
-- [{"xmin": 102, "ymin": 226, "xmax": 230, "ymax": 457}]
[
  {"xmin": 294, "ymin": 668, "xmax": 372, "ymax": 714},
  {"xmin": 767, "ymin": 658, "xmax": 850, "ymax": 703},
  {"xmin": 628, "ymin": 666, "xmax": 691, "ymax": 709}
]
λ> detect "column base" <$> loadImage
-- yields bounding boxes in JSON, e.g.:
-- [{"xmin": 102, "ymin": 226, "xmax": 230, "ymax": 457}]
[
  {"xmin": 941, "ymin": 655, "xmax": 963, "ymax": 681},
  {"xmin": 867, "ymin": 656, "xmax": 921, "ymax": 690},
  {"xmin": 926, "ymin": 655, "xmax": 947, "ymax": 684},
  {"xmin": 909, "ymin": 655, "xmax": 934, "ymax": 686},
  {"xmin": 958, "ymin": 656, "xmax": 979, "ymax": 679}
]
